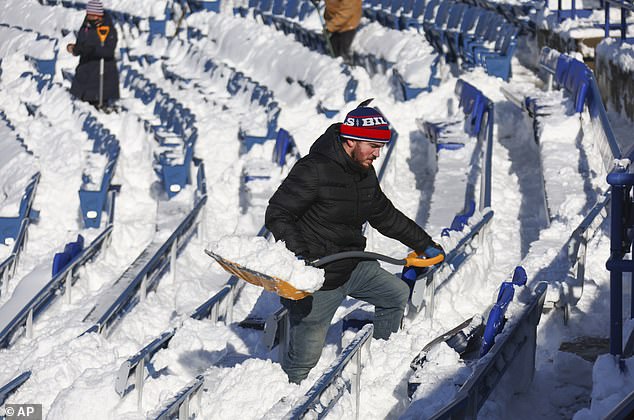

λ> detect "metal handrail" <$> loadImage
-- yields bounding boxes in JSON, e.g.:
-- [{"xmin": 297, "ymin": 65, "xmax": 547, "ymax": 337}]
[
  {"xmin": 603, "ymin": 0, "xmax": 634, "ymax": 39},
  {"xmin": 152, "ymin": 375, "xmax": 205, "ymax": 420},
  {"xmin": 114, "ymin": 279, "xmax": 239, "ymax": 405},
  {"xmin": 0, "ymin": 172, "xmax": 41, "ymax": 297},
  {"xmin": 0, "ymin": 371, "xmax": 31, "ymax": 406},
  {"xmin": 0, "ymin": 190, "xmax": 116, "ymax": 348},
  {"xmin": 427, "ymin": 282, "xmax": 548, "ymax": 419},
  {"xmin": 604, "ymin": 387, "xmax": 634, "ymax": 420},
  {"xmin": 283, "ymin": 324, "xmax": 374, "ymax": 420},
  {"xmin": 562, "ymin": 190, "xmax": 610, "ymax": 314},
  {"xmin": 410, "ymin": 209, "xmax": 495, "ymax": 317},
  {"xmin": 82, "ymin": 190, "xmax": 207, "ymax": 337}
]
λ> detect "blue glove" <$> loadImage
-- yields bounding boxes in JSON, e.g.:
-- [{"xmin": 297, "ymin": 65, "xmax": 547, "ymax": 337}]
[
  {"xmin": 296, "ymin": 255, "xmax": 313, "ymax": 266},
  {"xmin": 422, "ymin": 243, "xmax": 445, "ymax": 259}
]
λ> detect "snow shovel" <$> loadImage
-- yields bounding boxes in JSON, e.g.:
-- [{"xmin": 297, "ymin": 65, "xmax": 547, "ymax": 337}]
[
  {"xmin": 309, "ymin": 0, "xmax": 335, "ymax": 58},
  {"xmin": 96, "ymin": 25, "xmax": 110, "ymax": 109},
  {"xmin": 205, "ymin": 249, "xmax": 444, "ymax": 300}
]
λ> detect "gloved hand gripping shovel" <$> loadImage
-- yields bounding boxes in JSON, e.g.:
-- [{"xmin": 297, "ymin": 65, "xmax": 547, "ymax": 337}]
[
  {"xmin": 309, "ymin": 0, "xmax": 336, "ymax": 58},
  {"xmin": 96, "ymin": 25, "xmax": 110, "ymax": 109},
  {"xmin": 205, "ymin": 249, "xmax": 444, "ymax": 300}
]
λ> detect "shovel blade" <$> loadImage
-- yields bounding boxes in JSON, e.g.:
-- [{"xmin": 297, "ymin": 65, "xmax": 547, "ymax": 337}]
[{"xmin": 205, "ymin": 250, "xmax": 310, "ymax": 300}]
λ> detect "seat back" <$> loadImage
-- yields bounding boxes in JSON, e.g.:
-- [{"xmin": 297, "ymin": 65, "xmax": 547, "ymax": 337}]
[
  {"xmin": 456, "ymin": 79, "xmax": 488, "ymax": 137},
  {"xmin": 422, "ymin": 0, "xmax": 441, "ymax": 23},
  {"xmin": 391, "ymin": 0, "xmax": 404, "ymax": 14},
  {"xmin": 411, "ymin": 0, "xmax": 426, "ymax": 17},
  {"xmin": 52, "ymin": 235, "xmax": 84, "ymax": 276},
  {"xmin": 432, "ymin": 0, "xmax": 452, "ymax": 27},
  {"xmin": 446, "ymin": 3, "xmax": 466, "ymax": 30},
  {"xmin": 401, "ymin": 0, "xmax": 415, "ymax": 14},
  {"xmin": 499, "ymin": 25, "xmax": 518, "ymax": 54},
  {"xmin": 272, "ymin": 0, "xmax": 285, "ymax": 14},
  {"xmin": 272, "ymin": 128, "xmax": 295, "ymax": 166},
  {"xmin": 564, "ymin": 59, "xmax": 591, "ymax": 113},
  {"xmin": 480, "ymin": 267, "xmax": 527, "ymax": 356},
  {"xmin": 285, "ymin": 0, "xmax": 300, "ymax": 17},
  {"xmin": 259, "ymin": 0, "xmax": 274, "ymax": 13}
]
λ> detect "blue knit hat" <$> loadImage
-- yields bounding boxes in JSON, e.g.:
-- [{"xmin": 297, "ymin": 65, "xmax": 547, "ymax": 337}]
[
  {"xmin": 86, "ymin": 0, "xmax": 104, "ymax": 16},
  {"xmin": 340, "ymin": 106, "xmax": 391, "ymax": 143}
]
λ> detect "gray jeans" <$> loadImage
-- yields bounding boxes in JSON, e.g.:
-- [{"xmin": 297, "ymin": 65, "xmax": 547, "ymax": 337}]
[{"xmin": 281, "ymin": 260, "xmax": 410, "ymax": 384}]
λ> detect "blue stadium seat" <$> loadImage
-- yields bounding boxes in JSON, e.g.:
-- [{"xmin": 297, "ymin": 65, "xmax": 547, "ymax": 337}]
[
  {"xmin": 441, "ymin": 199, "xmax": 476, "ymax": 237},
  {"xmin": 0, "ymin": 176, "xmax": 39, "ymax": 245},
  {"xmin": 239, "ymin": 102, "xmax": 281, "ymax": 151},
  {"xmin": 52, "ymin": 235, "xmax": 84, "ymax": 276},
  {"xmin": 418, "ymin": 79, "xmax": 489, "ymax": 151},
  {"xmin": 480, "ymin": 266, "xmax": 527, "ymax": 356}
]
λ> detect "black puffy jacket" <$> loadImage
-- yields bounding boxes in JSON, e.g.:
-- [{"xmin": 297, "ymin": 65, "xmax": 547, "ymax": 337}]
[
  {"xmin": 265, "ymin": 123, "xmax": 433, "ymax": 290},
  {"xmin": 70, "ymin": 13, "xmax": 120, "ymax": 103}
]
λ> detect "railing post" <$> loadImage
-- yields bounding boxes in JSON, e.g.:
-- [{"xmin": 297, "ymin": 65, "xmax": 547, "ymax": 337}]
[
  {"xmin": 26, "ymin": 308, "xmax": 33, "ymax": 339},
  {"xmin": 65, "ymin": 272, "xmax": 72, "ymax": 304},
  {"xmin": 197, "ymin": 385, "xmax": 203, "ymax": 417},
  {"xmin": 610, "ymin": 269, "xmax": 623, "ymax": 355},
  {"xmin": 2, "ymin": 265, "xmax": 8, "ymax": 297},
  {"xmin": 136, "ymin": 358, "xmax": 145, "ymax": 411},
  {"xmin": 169, "ymin": 241, "xmax": 177, "ymax": 284},
  {"xmin": 604, "ymin": 2, "xmax": 611, "ymax": 38},
  {"xmin": 609, "ymin": 184, "xmax": 625, "ymax": 356},
  {"xmin": 179, "ymin": 396, "xmax": 190, "ymax": 420},
  {"xmin": 621, "ymin": 3, "xmax": 626, "ymax": 41},
  {"xmin": 426, "ymin": 274, "xmax": 436, "ymax": 319},
  {"xmin": 278, "ymin": 311, "xmax": 290, "ymax": 362},
  {"xmin": 211, "ymin": 300, "xmax": 219, "ymax": 322},
  {"xmin": 198, "ymin": 206, "xmax": 207, "ymax": 243},
  {"xmin": 352, "ymin": 349, "xmax": 361, "ymax": 420},
  {"xmin": 140, "ymin": 273, "xmax": 148, "ymax": 303},
  {"xmin": 226, "ymin": 288, "xmax": 234, "ymax": 324}
]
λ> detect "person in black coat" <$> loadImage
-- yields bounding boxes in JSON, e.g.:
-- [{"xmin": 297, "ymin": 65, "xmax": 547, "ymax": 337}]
[
  {"xmin": 67, "ymin": 0, "xmax": 119, "ymax": 108},
  {"xmin": 265, "ymin": 101, "xmax": 444, "ymax": 383}
]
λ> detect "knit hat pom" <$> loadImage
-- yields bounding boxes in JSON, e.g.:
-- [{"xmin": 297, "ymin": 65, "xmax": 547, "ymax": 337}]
[
  {"xmin": 86, "ymin": 0, "xmax": 104, "ymax": 16},
  {"xmin": 340, "ymin": 105, "xmax": 391, "ymax": 143}
]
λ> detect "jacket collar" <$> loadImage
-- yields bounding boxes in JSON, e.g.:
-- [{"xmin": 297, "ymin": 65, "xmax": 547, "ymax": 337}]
[{"xmin": 310, "ymin": 123, "xmax": 369, "ymax": 177}]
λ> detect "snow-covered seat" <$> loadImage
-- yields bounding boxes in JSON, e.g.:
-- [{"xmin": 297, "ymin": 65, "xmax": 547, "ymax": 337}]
[
  {"xmin": 238, "ymin": 102, "xmax": 281, "ymax": 152},
  {"xmin": 0, "ymin": 176, "xmax": 39, "ymax": 246},
  {"xmin": 242, "ymin": 128, "xmax": 300, "ymax": 208},
  {"xmin": 418, "ymin": 79, "xmax": 488, "ymax": 151},
  {"xmin": 79, "ymin": 115, "xmax": 120, "ymax": 228},
  {"xmin": 502, "ymin": 48, "xmax": 593, "ymax": 142}
]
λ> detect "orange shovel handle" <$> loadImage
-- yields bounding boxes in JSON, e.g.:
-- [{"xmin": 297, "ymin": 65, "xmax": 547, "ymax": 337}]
[{"xmin": 403, "ymin": 251, "xmax": 444, "ymax": 267}]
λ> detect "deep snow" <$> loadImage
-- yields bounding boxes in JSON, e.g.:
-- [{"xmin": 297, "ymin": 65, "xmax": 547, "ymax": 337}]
[{"xmin": 0, "ymin": 0, "xmax": 632, "ymax": 419}]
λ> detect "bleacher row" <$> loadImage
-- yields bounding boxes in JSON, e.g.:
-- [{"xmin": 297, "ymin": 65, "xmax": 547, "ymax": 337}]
[
  {"xmin": 79, "ymin": 114, "xmax": 121, "ymax": 228},
  {"xmin": 0, "ymin": 23, "xmax": 58, "ymax": 78},
  {"xmin": 4, "ymin": 2, "xmax": 520, "ymax": 416},
  {"xmin": 0, "ymin": 141, "xmax": 39, "ymax": 300},
  {"xmin": 1, "ymin": 2, "xmax": 119, "ymax": 243},
  {"xmin": 361, "ymin": 0, "xmax": 534, "ymax": 32},
  {"xmin": 157, "ymin": 42, "xmax": 284, "ymax": 149},
  {"xmin": 0, "ymin": 66, "xmax": 124, "ymax": 350},
  {"xmin": 0, "ymin": 113, "xmax": 39, "ymax": 253},
  {"xmin": 237, "ymin": 0, "xmax": 517, "ymax": 95},
  {"xmin": 119, "ymin": 65, "xmax": 198, "ymax": 198},
  {"xmin": 366, "ymin": 0, "xmax": 520, "ymax": 80},
  {"xmin": 20, "ymin": 70, "xmax": 121, "ymax": 229},
  {"xmin": 229, "ymin": 1, "xmax": 437, "ymax": 99},
  {"xmin": 3, "ymin": 0, "xmax": 628, "ymax": 420}
]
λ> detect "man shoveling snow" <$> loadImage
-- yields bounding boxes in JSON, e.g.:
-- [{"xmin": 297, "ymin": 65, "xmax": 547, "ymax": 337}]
[{"xmin": 264, "ymin": 100, "xmax": 444, "ymax": 384}]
